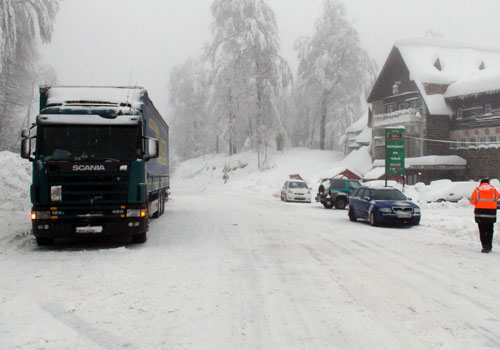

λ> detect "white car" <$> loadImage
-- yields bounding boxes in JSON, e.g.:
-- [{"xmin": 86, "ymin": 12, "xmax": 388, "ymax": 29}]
[
  {"xmin": 281, "ymin": 180, "xmax": 312, "ymax": 203},
  {"xmin": 417, "ymin": 180, "xmax": 478, "ymax": 203}
]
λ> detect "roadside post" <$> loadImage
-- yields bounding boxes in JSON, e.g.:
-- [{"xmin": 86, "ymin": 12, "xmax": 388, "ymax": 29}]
[{"xmin": 385, "ymin": 127, "xmax": 406, "ymax": 189}]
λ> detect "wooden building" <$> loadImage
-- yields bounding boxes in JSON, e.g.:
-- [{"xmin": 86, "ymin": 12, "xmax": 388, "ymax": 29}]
[{"xmin": 367, "ymin": 37, "xmax": 500, "ymax": 183}]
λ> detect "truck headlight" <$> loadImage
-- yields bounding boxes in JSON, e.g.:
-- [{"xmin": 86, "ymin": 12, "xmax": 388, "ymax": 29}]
[
  {"xmin": 32, "ymin": 211, "xmax": 50, "ymax": 220},
  {"xmin": 127, "ymin": 209, "xmax": 147, "ymax": 218},
  {"xmin": 50, "ymin": 185, "xmax": 62, "ymax": 202}
]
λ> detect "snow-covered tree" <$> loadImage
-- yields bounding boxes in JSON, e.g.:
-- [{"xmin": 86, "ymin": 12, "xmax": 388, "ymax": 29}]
[
  {"xmin": 168, "ymin": 57, "xmax": 211, "ymax": 161},
  {"xmin": 294, "ymin": 0, "xmax": 376, "ymax": 150},
  {"xmin": 208, "ymin": 0, "xmax": 292, "ymax": 168},
  {"xmin": 0, "ymin": 0, "xmax": 59, "ymax": 151}
]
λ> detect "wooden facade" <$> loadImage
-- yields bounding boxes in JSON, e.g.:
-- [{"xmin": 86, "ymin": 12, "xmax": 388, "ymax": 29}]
[{"xmin": 366, "ymin": 39, "xmax": 500, "ymax": 183}]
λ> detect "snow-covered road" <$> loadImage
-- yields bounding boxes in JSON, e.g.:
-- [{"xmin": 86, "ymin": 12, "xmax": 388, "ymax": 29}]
[{"xmin": 1, "ymin": 191, "xmax": 500, "ymax": 349}]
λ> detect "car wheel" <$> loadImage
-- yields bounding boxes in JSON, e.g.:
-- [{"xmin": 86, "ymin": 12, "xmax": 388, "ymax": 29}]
[
  {"xmin": 323, "ymin": 201, "xmax": 334, "ymax": 209},
  {"xmin": 285, "ymin": 194, "xmax": 289, "ymax": 202},
  {"xmin": 369, "ymin": 211, "xmax": 378, "ymax": 226},
  {"xmin": 348, "ymin": 208, "xmax": 357, "ymax": 222},
  {"xmin": 335, "ymin": 197, "xmax": 346, "ymax": 209}
]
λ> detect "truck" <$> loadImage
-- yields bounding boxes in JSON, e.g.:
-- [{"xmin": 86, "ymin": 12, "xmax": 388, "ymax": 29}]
[{"xmin": 20, "ymin": 86, "xmax": 169, "ymax": 246}]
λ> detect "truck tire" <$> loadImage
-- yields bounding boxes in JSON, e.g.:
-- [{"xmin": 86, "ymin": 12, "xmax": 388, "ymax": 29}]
[
  {"xmin": 36, "ymin": 237, "xmax": 54, "ymax": 246},
  {"xmin": 132, "ymin": 232, "xmax": 147, "ymax": 244},
  {"xmin": 335, "ymin": 197, "xmax": 347, "ymax": 209},
  {"xmin": 152, "ymin": 192, "xmax": 164, "ymax": 218}
]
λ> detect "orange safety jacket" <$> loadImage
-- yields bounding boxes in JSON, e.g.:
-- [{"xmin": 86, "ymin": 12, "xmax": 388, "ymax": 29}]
[{"xmin": 470, "ymin": 183, "xmax": 499, "ymax": 209}]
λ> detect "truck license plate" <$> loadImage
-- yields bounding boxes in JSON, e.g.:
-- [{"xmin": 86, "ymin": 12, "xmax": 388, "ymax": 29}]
[{"xmin": 76, "ymin": 226, "xmax": 103, "ymax": 234}]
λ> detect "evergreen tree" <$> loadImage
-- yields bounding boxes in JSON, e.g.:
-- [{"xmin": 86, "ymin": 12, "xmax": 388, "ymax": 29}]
[
  {"xmin": 168, "ymin": 57, "xmax": 210, "ymax": 161},
  {"xmin": 208, "ymin": 0, "xmax": 291, "ymax": 168},
  {"xmin": 0, "ymin": 0, "xmax": 59, "ymax": 151},
  {"xmin": 294, "ymin": 0, "xmax": 376, "ymax": 150}
]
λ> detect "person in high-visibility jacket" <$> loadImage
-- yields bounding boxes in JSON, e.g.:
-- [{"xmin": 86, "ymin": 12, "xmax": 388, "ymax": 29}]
[{"xmin": 470, "ymin": 178, "xmax": 499, "ymax": 253}]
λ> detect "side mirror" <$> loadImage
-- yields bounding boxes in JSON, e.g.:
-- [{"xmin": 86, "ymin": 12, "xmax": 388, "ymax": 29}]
[
  {"xmin": 362, "ymin": 196, "xmax": 370, "ymax": 201},
  {"xmin": 20, "ymin": 129, "xmax": 34, "ymax": 161},
  {"xmin": 144, "ymin": 137, "xmax": 159, "ymax": 160},
  {"xmin": 21, "ymin": 138, "xmax": 31, "ymax": 159}
]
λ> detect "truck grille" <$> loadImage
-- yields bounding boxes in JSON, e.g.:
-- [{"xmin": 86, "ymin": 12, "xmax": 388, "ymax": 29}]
[{"xmin": 48, "ymin": 173, "xmax": 129, "ymax": 205}]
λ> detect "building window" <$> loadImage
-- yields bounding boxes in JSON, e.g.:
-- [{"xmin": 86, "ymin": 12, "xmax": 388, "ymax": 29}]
[
  {"xmin": 434, "ymin": 58, "xmax": 442, "ymax": 71},
  {"xmin": 489, "ymin": 136, "xmax": 497, "ymax": 143},
  {"xmin": 457, "ymin": 108, "xmax": 463, "ymax": 119},
  {"xmin": 479, "ymin": 137, "xmax": 487, "ymax": 144},
  {"xmin": 450, "ymin": 141, "xmax": 457, "ymax": 150},
  {"xmin": 392, "ymin": 81, "xmax": 401, "ymax": 95},
  {"xmin": 485, "ymin": 104, "xmax": 492, "ymax": 114},
  {"xmin": 374, "ymin": 136, "xmax": 385, "ymax": 147},
  {"xmin": 410, "ymin": 100, "xmax": 417, "ymax": 109},
  {"xmin": 460, "ymin": 139, "xmax": 467, "ymax": 148}
]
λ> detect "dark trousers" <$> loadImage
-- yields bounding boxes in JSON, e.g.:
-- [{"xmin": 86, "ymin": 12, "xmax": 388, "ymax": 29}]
[{"xmin": 478, "ymin": 223, "xmax": 494, "ymax": 250}]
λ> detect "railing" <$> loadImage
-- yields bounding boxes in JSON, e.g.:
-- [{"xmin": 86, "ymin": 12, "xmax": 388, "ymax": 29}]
[{"xmin": 373, "ymin": 108, "xmax": 423, "ymax": 127}]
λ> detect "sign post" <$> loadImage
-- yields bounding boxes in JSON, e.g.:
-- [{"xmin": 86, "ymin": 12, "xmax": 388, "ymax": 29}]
[{"xmin": 385, "ymin": 127, "xmax": 405, "ymax": 187}]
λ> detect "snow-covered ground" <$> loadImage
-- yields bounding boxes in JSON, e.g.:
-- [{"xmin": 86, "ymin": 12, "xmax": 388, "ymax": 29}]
[{"xmin": 1, "ymin": 148, "xmax": 500, "ymax": 349}]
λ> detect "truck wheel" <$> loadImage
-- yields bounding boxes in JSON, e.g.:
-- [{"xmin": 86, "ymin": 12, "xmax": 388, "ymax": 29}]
[
  {"xmin": 152, "ymin": 192, "xmax": 163, "ymax": 218},
  {"xmin": 348, "ymin": 208, "xmax": 357, "ymax": 222},
  {"xmin": 36, "ymin": 237, "xmax": 54, "ymax": 246},
  {"xmin": 323, "ymin": 201, "xmax": 334, "ymax": 209},
  {"xmin": 159, "ymin": 192, "xmax": 165, "ymax": 215},
  {"xmin": 335, "ymin": 197, "xmax": 346, "ymax": 209},
  {"xmin": 132, "ymin": 232, "xmax": 147, "ymax": 244}
]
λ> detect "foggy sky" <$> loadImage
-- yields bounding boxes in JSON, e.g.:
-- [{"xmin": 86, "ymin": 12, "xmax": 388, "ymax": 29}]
[{"xmin": 40, "ymin": 0, "xmax": 500, "ymax": 117}]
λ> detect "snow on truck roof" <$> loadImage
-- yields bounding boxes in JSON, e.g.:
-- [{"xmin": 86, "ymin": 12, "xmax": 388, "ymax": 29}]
[{"xmin": 45, "ymin": 86, "xmax": 147, "ymax": 109}]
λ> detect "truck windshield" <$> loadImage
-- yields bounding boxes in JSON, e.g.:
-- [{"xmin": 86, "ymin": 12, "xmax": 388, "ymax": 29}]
[{"xmin": 38, "ymin": 125, "xmax": 140, "ymax": 161}]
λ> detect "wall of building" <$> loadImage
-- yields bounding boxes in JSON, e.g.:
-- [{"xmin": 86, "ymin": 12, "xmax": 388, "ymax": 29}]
[
  {"xmin": 456, "ymin": 148, "xmax": 500, "ymax": 180},
  {"xmin": 423, "ymin": 114, "xmax": 452, "ymax": 155}
]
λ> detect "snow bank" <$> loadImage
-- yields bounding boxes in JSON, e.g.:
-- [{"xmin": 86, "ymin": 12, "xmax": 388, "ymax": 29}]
[{"xmin": 0, "ymin": 151, "xmax": 32, "ymax": 210}]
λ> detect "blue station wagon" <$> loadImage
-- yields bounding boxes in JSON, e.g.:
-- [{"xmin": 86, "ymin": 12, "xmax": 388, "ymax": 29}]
[{"xmin": 348, "ymin": 186, "xmax": 421, "ymax": 226}]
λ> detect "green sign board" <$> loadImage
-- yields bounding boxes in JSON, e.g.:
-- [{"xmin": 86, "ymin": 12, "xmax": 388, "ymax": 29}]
[{"xmin": 385, "ymin": 128, "xmax": 405, "ymax": 175}]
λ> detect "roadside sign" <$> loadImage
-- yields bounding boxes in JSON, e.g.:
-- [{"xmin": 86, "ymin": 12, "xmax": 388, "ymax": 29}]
[{"xmin": 385, "ymin": 127, "xmax": 405, "ymax": 176}]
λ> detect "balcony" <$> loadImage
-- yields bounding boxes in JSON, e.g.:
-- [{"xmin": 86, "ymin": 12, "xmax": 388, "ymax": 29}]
[{"xmin": 373, "ymin": 108, "xmax": 423, "ymax": 128}]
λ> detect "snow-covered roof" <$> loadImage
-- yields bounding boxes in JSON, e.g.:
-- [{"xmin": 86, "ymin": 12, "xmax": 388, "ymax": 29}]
[
  {"xmin": 394, "ymin": 38, "xmax": 500, "ymax": 115},
  {"xmin": 46, "ymin": 86, "xmax": 147, "ymax": 109},
  {"xmin": 363, "ymin": 167, "xmax": 385, "ymax": 180},
  {"xmin": 373, "ymin": 155, "xmax": 466, "ymax": 168},
  {"xmin": 444, "ymin": 67, "xmax": 500, "ymax": 98},
  {"xmin": 355, "ymin": 127, "xmax": 372, "ymax": 144},
  {"xmin": 345, "ymin": 112, "xmax": 368, "ymax": 133}
]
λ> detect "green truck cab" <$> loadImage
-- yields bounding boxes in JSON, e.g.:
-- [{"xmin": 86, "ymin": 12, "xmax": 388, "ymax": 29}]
[{"xmin": 20, "ymin": 86, "xmax": 169, "ymax": 246}]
